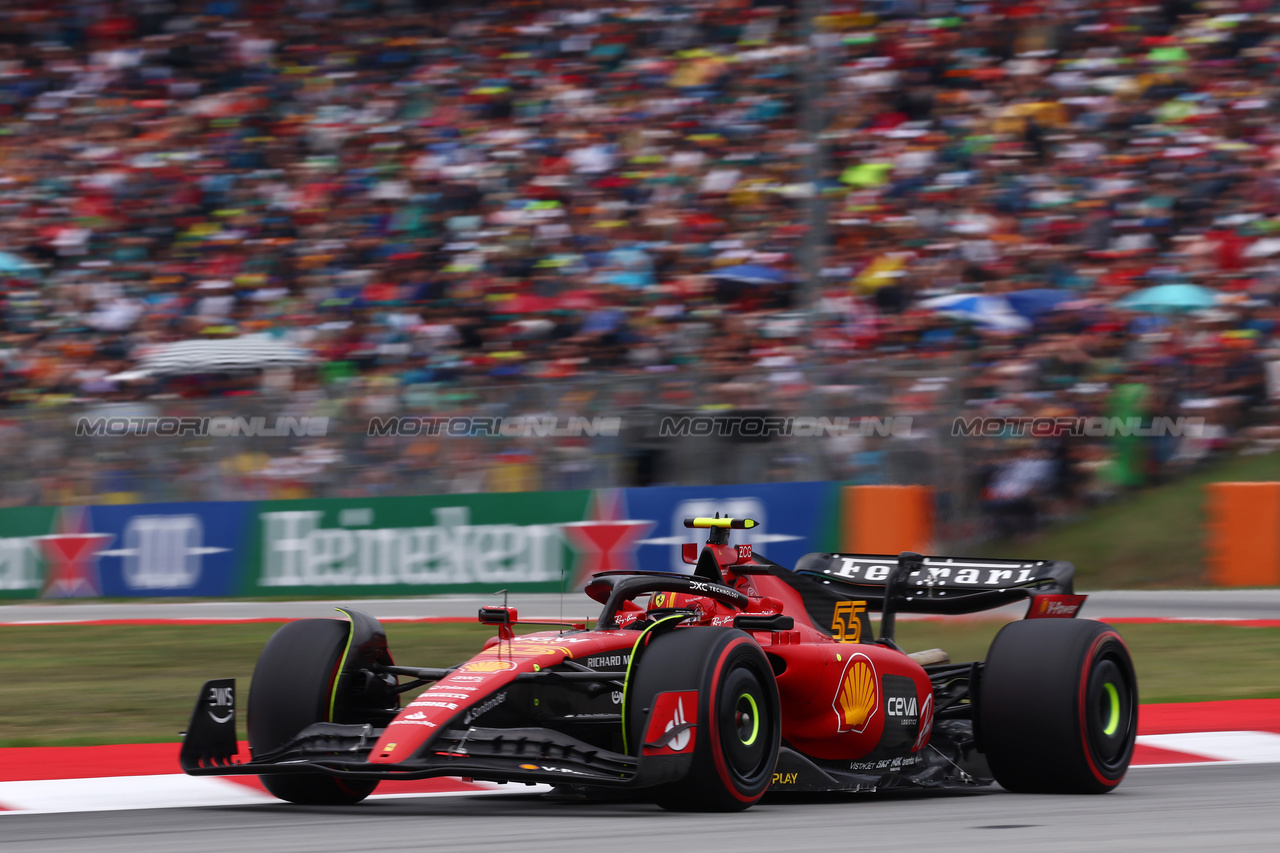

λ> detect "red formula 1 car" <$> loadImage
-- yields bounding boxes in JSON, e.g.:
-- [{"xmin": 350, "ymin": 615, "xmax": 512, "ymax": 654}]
[{"xmin": 180, "ymin": 516, "xmax": 1138, "ymax": 811}]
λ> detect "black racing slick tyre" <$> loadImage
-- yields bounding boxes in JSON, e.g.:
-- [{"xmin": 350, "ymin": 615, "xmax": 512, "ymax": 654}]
[
  {"xmin": 247, "ymin": 619, "xmax": 379, "ymax": 805},
  {"xmin": 627, "ymin": 628, "xmax": 781, "ymax": 812},
  {"xmin": 980, "ymin": 619, "xmax": 1137, "ymax": 794}
]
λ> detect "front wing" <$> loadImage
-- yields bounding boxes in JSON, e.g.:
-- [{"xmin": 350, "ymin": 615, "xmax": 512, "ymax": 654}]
[{"xmin": 180, "ymin": 679, "xmax": 684, "ymax": 790}]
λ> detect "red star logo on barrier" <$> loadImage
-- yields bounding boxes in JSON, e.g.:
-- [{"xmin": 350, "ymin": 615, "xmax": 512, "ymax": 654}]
[
  {"xmin": 37, "ymin": 507, "xmax": 114, "ymax": 598},
  {"xmin": 561, "ymin": 490, "xmax": 654, "ymax": 590}
]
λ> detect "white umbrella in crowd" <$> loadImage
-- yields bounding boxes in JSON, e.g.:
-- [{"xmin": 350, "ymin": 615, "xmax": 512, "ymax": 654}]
[
  {"xmin": 134, "ymin": 336, "xmax": 314, "ymax": 376},
  {"xmin": 917, "ymin": 293, "xmax": 1032, "ymax": 332}
]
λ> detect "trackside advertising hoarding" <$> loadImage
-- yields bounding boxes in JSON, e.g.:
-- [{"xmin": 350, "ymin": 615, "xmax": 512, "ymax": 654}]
[
  {"xmin": 0, "ymin": 506, "xmax": 55, "ymax": 599},
  {"xmin": 0, "ymin": 503, "xmax": 249, "ymax": 599},
  {"xmin": 245, "ymin": 491, "xmax": 591, "ymax": 596},
  {"xmin": 0, "ymin": 482, "xmax": 840, "ymax": 599}
]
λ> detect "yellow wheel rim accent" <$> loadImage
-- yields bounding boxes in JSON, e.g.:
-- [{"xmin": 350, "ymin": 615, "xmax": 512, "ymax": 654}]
[
  {"xmin": 1103, "ymin": 682, "xmax": 1121, "ymax": 737},
  {"xmin": 739, "ymin": 693, "xmax": 760, "ymax": 746}
]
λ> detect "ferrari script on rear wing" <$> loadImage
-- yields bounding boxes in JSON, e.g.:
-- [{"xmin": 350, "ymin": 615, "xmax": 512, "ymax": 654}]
[{"xmin": 793, "ymin": 552, "xmax": 1075, "ymax": 615}]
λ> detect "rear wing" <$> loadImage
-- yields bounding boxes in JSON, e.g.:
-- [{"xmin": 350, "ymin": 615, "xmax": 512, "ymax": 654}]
[{"xmin": 793, "ymin": 552, "xmax": 1076, "ymax": 616}]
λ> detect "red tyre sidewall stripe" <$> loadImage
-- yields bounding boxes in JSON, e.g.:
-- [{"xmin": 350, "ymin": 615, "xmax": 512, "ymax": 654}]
[
  {"xmin": 1078, "ymin": 631, "xmax": 1128, "ymax": 788},
  {"xmin": 707, "ymin": 636, "xmax": 759, "ymax": 804}
]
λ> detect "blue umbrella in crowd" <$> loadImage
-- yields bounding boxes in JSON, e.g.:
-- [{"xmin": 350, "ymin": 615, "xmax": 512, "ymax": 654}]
[
  {"xmin": 711, "ymin": 264, "xmax": 791, "ymax": 285},
  {"xmin": 580, "ymin": 309, "xmax": 625, "ymax": 334},
  {"xmin": 0, "ymin": 251, "xmax": 38, "ymax": 277},
  {"xmin": 1113, "ymin": 283, "xmax": 1219, "ymax": 313},
  {"xmin": 919, "ymin": 293, "xmax": 1032, "ymax": 332},
  {"xmin": 1005, "ymin": 288, "xmax": 1075, "ymax": 318}
]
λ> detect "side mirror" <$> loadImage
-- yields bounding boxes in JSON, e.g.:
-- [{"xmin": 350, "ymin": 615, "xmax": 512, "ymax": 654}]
[
  {"xmin": 733, "ymin": 613, "xmax": 795, "ymax": 632},
  {"xmin": 479, "ymin": 606, "xmax": 517, "ymax": 625}
]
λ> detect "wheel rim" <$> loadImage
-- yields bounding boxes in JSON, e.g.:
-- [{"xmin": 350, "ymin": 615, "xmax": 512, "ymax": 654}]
[
  {"xmin": 1085, "ymin": 654, "xmax": 1135, "ymax": 772},
  {"xmin": 718, "ymin": 666, "xmax": 772, "ymax": 782}
]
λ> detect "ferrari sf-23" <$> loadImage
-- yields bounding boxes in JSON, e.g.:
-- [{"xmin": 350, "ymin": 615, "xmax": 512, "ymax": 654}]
[{"xmin": 180, "ymin": 516, "xmax": 1138, "ymax": 811}]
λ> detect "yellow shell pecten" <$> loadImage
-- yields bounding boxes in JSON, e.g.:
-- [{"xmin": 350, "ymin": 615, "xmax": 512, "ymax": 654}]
[{"xmin": 839, "ymin": 661, "xmax": 876, "ymax": 729}]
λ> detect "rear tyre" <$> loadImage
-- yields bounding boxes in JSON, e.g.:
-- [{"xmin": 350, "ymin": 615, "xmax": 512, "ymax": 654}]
[
  {"xmin": 627, "ymin": 628, "xmax": 780, "ymax": 812},
  {"xmin": 980, "ymin": 619, "xmax": 1137, "ymax": 794},
  {"xmin": 247, "ymin": 618, "xmax": 379, "ymax": 805}
]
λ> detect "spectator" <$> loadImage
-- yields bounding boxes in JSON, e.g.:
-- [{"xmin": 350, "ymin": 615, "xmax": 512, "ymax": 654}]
[{"xmin": 0, "ymin": 0, "xmax": 1273, "ymax": 534}]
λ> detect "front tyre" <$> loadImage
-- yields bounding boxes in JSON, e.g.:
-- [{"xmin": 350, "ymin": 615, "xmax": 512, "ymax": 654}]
[
  {"xmin": 628, "ymin": 628, "xmax": 781, "ymax": 812},
  {"xmin": 247, "ymin": 618, "xmax": 379, "ymax": 805},
  {"xmin": 980, "ymin": 619, "xmax": 1137, "ymax": 794}
]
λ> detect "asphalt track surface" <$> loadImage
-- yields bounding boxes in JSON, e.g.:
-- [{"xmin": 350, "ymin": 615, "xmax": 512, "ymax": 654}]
[
  {"xmin": 3, "ymin": 588, "xmax": 1279, "ymax": 623},
  {"xmin": 1, "ymin": 764, "xmax": 1277, "ymax": 852}
]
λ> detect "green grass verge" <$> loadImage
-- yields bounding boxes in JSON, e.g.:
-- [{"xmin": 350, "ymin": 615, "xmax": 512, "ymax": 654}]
[
  {"xmin": 976, "ymin": 453, "xmax": 1280, "ymax": 588},
  {"xmin": 0, "ymin": 622, "xmax": 502, "ymax": 748},
  {"xmin": 2, "ymin": 620, "xmax": 1277, "ymax": 747}
]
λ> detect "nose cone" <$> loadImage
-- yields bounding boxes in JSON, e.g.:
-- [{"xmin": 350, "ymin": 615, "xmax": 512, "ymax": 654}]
[
  {"xmin": 370, "ymin": 665, "xmax": 522, "ymax": 763},
  {"xmin": 369, "ymin": 640, "xmax": 578, "ymax": 764}
]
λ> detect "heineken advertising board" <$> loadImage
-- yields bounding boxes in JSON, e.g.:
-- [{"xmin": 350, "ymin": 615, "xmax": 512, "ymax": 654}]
[
  {"xmin": 245, "ymin": 491, "xmax": 592, "ymax": 596},
  {"xmin": 0, "ymin": 482, "xmax": 840, "ymax": 600}
]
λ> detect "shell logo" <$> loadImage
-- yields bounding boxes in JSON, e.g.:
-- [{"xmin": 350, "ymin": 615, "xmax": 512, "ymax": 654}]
[
  {"xmin": 833, "ymin": 653, "xmax": 878, "ymax": 734},
  {"xmin": 459, "ymin": 659, "xmax": 517, "ymax": 673}
]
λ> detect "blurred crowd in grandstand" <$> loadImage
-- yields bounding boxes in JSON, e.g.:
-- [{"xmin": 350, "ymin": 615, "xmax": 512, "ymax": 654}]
[{"xmin": 2, "ymin": 0, "xmax": 1280, "ymax": 541}]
